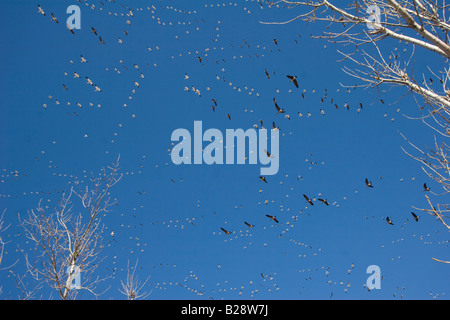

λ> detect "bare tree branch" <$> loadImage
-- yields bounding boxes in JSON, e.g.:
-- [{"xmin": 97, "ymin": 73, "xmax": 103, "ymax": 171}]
[{"xmin": 19, "ymin": 156, "xmax": 122, "ymax": 299}]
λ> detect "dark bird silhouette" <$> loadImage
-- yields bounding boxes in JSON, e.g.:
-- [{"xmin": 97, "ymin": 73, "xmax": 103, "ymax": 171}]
[
  {"xmin": 259, "ymin": 176, "xmax": 268, "ymax": 183},
  {"xmin": 212, "ymin": 99, "xmax": 217, "ymax": 106},
  {"xmin": 273, "ymin": 38, "xmax": 278, "ymax": 45},
  {"xmin": 221, "ymin": 227, "xmax": 232, "ymax": 235},
  {"xmin": 244, "ymin": 221, "xmax": 255, "ymax": 228},
  {"xmin": 411, "ymin": 212, "xmax": 419, "ymax": 222},
  {"xmin": 264, "ymin": 68, "xmax": 270, "ymax": 79},
  {"xmin": 287, "ymin": 75, "xmax": 298, "ymax": 88},
  {"xmin": 91, "ymin": 27, "xmax": 98, "ymax": 35},
  {"xmin": 99, "ymin": 36, "xmax": 105, "ymax": 44},
  {"xmin": 386, "ymin": 217, "xmax": 394, "ymax": 225},
  {"xmin": 365, "ymin": 178, "xmax": 374, "ymax": 188},
  {"xmin": 273, "ymin": 98, "xmax": 285, "ymax": 114},
  {"xmin": 264, "ymin": 149, "xmax": 274, "ymax": 158},
  {"xmin": 303, "ymin": 194, "xmax": 314, "ymax": 206},
  {"xmin": 266, "ymin": 215, "xmax": 279, "ymax": 223},
  {"xmin": 272, "ymin": 122, "xmax": 279, "ymax": 130},
  {"xmin": 318, "ymin": 198, "xmax": 329, "ymax": 206},
  {"xmin": 423, "ymin": 183, "xmax": 430, "ymax": 192}
]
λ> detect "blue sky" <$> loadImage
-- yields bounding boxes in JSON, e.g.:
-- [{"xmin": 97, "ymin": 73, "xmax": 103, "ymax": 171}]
[{"xmin": 0, "ymin": 0, "xmax": 449, "ymax": 300}]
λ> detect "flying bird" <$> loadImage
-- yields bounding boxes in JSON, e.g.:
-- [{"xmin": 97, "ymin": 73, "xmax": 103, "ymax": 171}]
[
  {"xmin": 272, "ymin": 122, "xmax": 279, "ymax": 130},
  {"xmin": 411, "ymin": 212, "xmax": 419, "ymax": 222},
  {"xmin": 244, "ymin": 221, "xmax": 255, "ymax": 228},
  {"xmin": 303, "ymin": 194, "xmax": 314, "ymax": 206},
  {"xmin": 264, "ymin": 68, "xmax": 270, "ymax": 79},
  {"xmin": 221, "ymin": 227, "xmax": 232, "ymax": 235},
  {"xmin": 273, "ymin": 98, "xmax": 285, "ymax": 114},
  {"xmin": 91, "ymin": 27, "xmax": 98, "ymax": 35},
  {"xmin": 86, "ymin": 76, "xmax": 93, "ymax": 86},
  {"xmin": 386, "ymin": 217, "xmax": 394, "ymax": 225},
  {"xmin": 264, "ymin": 149, "xmax": 275, "ymax": 158},
  {"xmin": 38, "ymin": 4, "xmax": 45, "ymax": 16},
  {"xmin": 365, "ymin": 178, "xmax": 374, "ymax": 188},
  {"xmin": 67, "ymin": 24, "xmax": 75, "ymax": 34},
  {"xmin": 318, "ymin": 198, "xmax": 329, "ymax": 206},
  {"xmin": 423, "ymin": 183, "xmax": 430, "ymax": 191},
  {"xmin": 259, "ymin": 176, "xmax": 268, "ymax": 183},
  {"xmin": 266, "ymin": 215, "xmax": 279, "ymax": 223},
  {"xmin": 50, "ymin": 13, "xmax": 58, "ymax": 23},
  {"xmin": 287, "ymin": 75, "xmax": 298, "ymax": 88}
]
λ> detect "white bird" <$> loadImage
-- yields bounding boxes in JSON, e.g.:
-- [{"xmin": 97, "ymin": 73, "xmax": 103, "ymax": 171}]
[{"xmin": 38, "ymin": 4, "xmax": 45, "ymax": 16}]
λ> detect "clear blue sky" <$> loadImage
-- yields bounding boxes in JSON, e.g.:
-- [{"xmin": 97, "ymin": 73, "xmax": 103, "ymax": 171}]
[{"xmin": 0, "ymin": 0, "xmax": 448, "ymax": 300}]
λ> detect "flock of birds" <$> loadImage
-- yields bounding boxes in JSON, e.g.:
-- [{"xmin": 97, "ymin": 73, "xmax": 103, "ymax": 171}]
[{"xmin": 0, "ymin": 0, "xmax": 448, "ymax": 300}]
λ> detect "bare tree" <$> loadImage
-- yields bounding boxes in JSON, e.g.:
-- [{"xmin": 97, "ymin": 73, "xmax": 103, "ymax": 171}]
[
  {"xmin": 0, "ymin": 209, "xmax": 8, "ymax": 295},
  {"xmin": 8, "ymin": 268, "xmax": 42, "ymax": 300},
  {"xmin": 119, "ymin": 259, "xmax": 151, "ymax": 300},
  {"xmin": 261, "ymin": 0, "xmax": 450, "ymax": 259},
  {"xmin": 19, "ymin": 157, "xmax": 122, "ymax": 299},
  {"xmin": 0, "ymin": 209, "xmax": 7, "ymax": 268}
]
